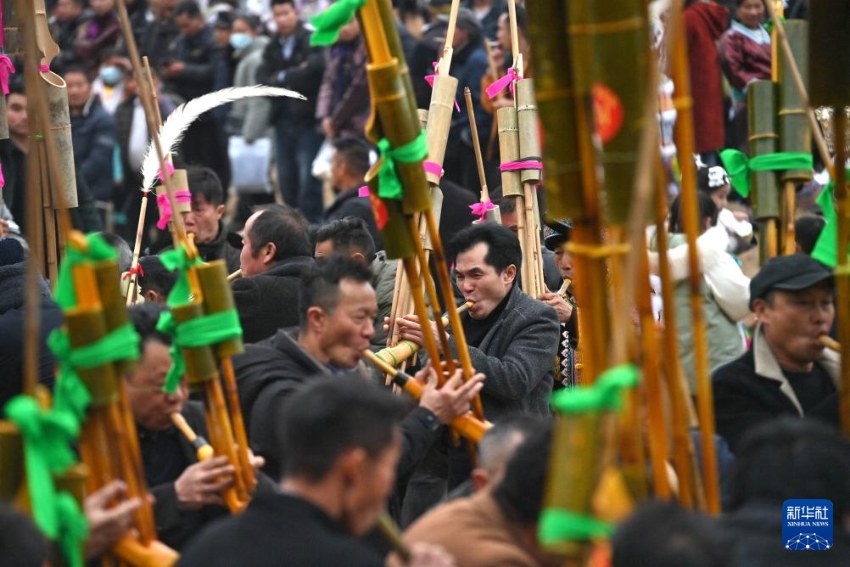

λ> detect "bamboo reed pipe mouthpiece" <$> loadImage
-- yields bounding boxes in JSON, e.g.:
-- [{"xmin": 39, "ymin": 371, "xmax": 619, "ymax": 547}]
[
  {"xmin": 171, "ymin": 412, "xmax": 215, "ymax": 461},
  {"xmin": 377, "ymin": 513, "xmax": 411, "ymax": 564},
  {"xmin": 558, "ymin": 278, "xmax": 572, "ymax": 296},
  {"xmin": 819, "ymin": 335, "xmax": 841, "ymax": 353},
  {"xmin": 227, "ymin": 269, "xmax": 242, "ymax": 282}
]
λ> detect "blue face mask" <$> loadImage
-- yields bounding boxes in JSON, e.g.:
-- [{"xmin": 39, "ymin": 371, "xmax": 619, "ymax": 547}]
[
  {"xmin": 99, "ymin": 65, "xmax": 123, "ymax": 86},
  {"xmin": 229, "ymin": 32, "xmax": 252, "ymax": 50}
]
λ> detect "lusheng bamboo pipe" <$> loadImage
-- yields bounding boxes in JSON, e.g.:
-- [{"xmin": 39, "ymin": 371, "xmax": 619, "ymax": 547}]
[
  {"xmin": 227, "ymin": 269, "xmax": 242, "ymax": 282},
  {"xmin": 363, "ymin": 350, "xmax": 492, "ymax": 443},
  {"xmin": 171, "ymin": 413, "xmax": 215, "ymax": 461},
  {"xmin": 465, "ymin": 88, "xmax": 501, "ymax": 224},
  {"xmin": 376, "ymin": 513, "xmax": 412, "ymax": 564},
  {"xmin": 654, "ymin": 159, "xmax": 703, "ymax": 511},
  {"xmin": 820, "ymin": 335, "xmax": 841, "ymax": 353},
  {"xmin": 833, "ymin": 113, "xmax": 850, "ymax": 438},
  {"xmin": 668, "ymin": 0, "xmax": 721, "ymax": 515},
  {"xmin": 374, "ymin": 302, "xmax": 472, "ymax": 368}
]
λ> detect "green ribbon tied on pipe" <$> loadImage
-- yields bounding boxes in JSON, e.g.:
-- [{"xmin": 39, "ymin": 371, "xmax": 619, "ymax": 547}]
[
  {"xmin": 53, "ymin": 233, "xmax": 117, "ymax": 310},
  {"xmin": 811, "ymin": 173, "xmax": 850, "ymax": 269},
  {"xmin": 159, "ymin": 245, "xmax": 204, "ymax": 307},
  {"xmin": 156, "ymin": 309, "xmax": 243, "ymax": 393},
  {"xmin": 550, "ymin": 363, "xmax": 639, "ymax": 414},
  {"xmin": 3, "ymin": 396, "xmax": 88, "ymax": 567},
  {"xmin": 47, "ymin": 323, "xmax": 141, "ymax": 422},
  {"xmin": 309, "ymin": 0, "xmax": 366, "ymax": 46},
  {"xmin": 538, "ymin": 509, "xmax": 614, "ymax": 546},
  {"xmin": 375, "ymin": 131, "xmax": 429, "ymax": 200},
  {"xmin": 719, "ymin": 149, "xmax": 813, "ymax": 198}
]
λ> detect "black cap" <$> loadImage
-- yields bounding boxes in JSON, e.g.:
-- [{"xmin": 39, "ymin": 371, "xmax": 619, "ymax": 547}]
[
  {"xmin": 543, "ymin": 219, "xmax": 572, "ymax": 251},
  {"xmin": 749, "ymin": 254, "xmax": 834, "ymax": 310}
]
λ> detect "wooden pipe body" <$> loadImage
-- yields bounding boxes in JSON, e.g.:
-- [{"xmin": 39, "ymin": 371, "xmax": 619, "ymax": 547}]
[{"xmin": 362, "ymin": 350, "xmax": 492, "ymax": 443}]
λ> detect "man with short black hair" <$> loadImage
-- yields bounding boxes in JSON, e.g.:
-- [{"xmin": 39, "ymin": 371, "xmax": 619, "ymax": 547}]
[
  {"xmin": 137, "ymin": 255, "xmax": 177, "ymax": 303},
  {"xmin": 397, "ymin": 223, "xmax": 560, "ymax": 423},
  {"xmin": 795, "ymin": 214, "xmax": 827, "ymax": 256},
  {"xmin": 258, "ymin": 0, "xmax": 325, "ymax": 223},
  {"xmin": 232, "ymin": 204, "xmax": 314, "ymax": 342},
  {"xmin": 233, "ymin": 256, "xmax": 484, "ymax": 484},
  {"xmin": 180, "ymin": 166, "xmax": 240, "ymax": 272},
  {"xmin": 179, "ymin": 379, "xmax": 455, "ymax": 567},
  {"xmin": 314, "ymin": 217, "xmax": 397, "ymax": 349},
  {"xmin": 713, "ymin": 253, "xmax": 839, "ymax": 453},
  {"xmin": 324, "ymin": 137, "xmax": 382, "ymax": 249}
]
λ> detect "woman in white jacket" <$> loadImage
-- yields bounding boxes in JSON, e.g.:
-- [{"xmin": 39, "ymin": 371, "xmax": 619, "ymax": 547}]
[{"xmin": 650, "ymin": 191, "xmax": 751, "ymax": 392}]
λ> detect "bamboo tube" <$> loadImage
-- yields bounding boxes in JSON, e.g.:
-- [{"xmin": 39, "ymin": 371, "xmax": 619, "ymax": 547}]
[
  {"xmin": 777, "ymin": 21, "xmax": 811, "ymax": 183},
  {"xmin": 820, "ymin": 335, "xmax": 840, "ymax": 353},
  {"xmin": 201, "ymin": 376, "xmax": 248, "ymax": 511},
  {"xmin": 377, "ymin": 513, "xmax": 412, "ymax": 564},
  {"xmin": 464, "ymin": 88, "xmax": 501, "ymax": 224},
  {"xmin": 667, "ymin": 0, "xmax": 721, "ymax": 514},
  {"xmin": 748, "ymin": 80, "xmax": 780, "ymax": 260},
  {"xmin": 496, "ymin": 107, "xmax": 523, "ymax": 198},
  {"xmin": 654, "ymin": 161, "xmax": 701, "ymax": 510},
  {"xmin": 126, "ymin": 194, "xmax": 149, "ymax": 305},
  {"xmin": 516, "ymin": 79, "xmax": 545, "ymax": 297},
  {"xmin": 112, "ymin": 536, "xmax": 179, "ymax": 567},
  {"xmin": 832, "ymin": 115, "xmax": 850, "ymax": 439},
  {"xmin": 227, "ymin": 269, "xmax": 242, "ymax": 282},
  {"xmin": 171, "ymin": 412, "xmax": 215, "ymax": 461},
  {"xmin": 636, "ymin": 249, "xmax": 670, "ymax": 499},
  {"xmin": 375, "ymin": 302, "xmax": 472, "ymax": 368},
  {"xmin": 363, "ymin": 350, "xmax": 492, "ymax": 443},
  {"xmin": 42, "ymin": 74, "xmax": 77, "ymax": 208},
  {"xmin": 566, "ymin": 0, "xmax": 648, "ymax": 226},
  {"xmin": 423, "ymin": 78, "xmax": 457, "ymax": 187},
  {"xmin": 0, "ymin": 421, "xmax": 24, "ymax": 500}
]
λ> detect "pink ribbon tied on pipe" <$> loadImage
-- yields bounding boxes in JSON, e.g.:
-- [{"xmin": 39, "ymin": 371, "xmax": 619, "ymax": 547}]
[
  {"xmin": 38, "ymin": 64, "xmax": 49, "ymax": 73},
  {"xmin": 358, "ymin": 185, "xmax": 370, "ymax": 197},
  {"xmin": 0, "ymin": 161, "xmax": 5, "ymax": 190},
  {"xmin": 422, "ymin": 160, "xmax": 444, "ymax": 179},
  {"xmin": 156, "ymin": 190, "xmax": 192, "ymax": 230},
  {"xmin": 0, "ymin": 55, "xmax": 15, "ymax": 95},
  {"xmin": 485, "ymin": 68, "xmax": 519, "ymax": 100},
  {"xmin": 469, "ymin": 199, "xmax": 496, "ymax": 221},
  {"xmin": 424, "ymin": 61, "xmax": 461, "ymax": 112},
  {"xmin": 158, "ymin": 161, "xmax": 176, "ymax": 181},
  {"xmin": 499, "ymin": 160, "xmax": 543, "ymax": 172}
]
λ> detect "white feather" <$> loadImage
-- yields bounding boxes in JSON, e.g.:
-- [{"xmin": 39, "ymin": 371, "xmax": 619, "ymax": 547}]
[{"xmin": 140, "ymin": 85, "xmax": 306, "ymax": 190}]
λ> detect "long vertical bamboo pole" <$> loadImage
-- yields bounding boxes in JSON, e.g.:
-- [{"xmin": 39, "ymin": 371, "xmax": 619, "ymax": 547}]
[{"xmin": 667, "ymin": 0, "xmax": 720, "ymax": 515}]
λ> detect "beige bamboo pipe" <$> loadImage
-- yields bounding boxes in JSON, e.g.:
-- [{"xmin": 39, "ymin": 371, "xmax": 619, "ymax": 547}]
[
  {"xmin": 171, "ymin": 412, "xmax": 215, "ymax": 461},
  {"xmin": 375, "ymin": 302, "xmax": 472, "ymax": 368},
  {"xmin": 227, "ymin": 269, "xmax": 242, "ymax": 282},
  {"xmin": 363, "ymin": 350, "xmax": 492, "ymax": 444},
  {"xmin": 820, "ymin": 335, "xmax": 841, "ymax": 353}
]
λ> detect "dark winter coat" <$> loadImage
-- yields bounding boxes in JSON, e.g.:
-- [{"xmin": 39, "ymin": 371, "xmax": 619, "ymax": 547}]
[
  {"xmin": 324, "ymin": 187, "xmax": 383, "ymax": 251},
  {"xmin": 178, "ymin": 492, "xmax": 385, "ymax": 567},
  {"xmin": 232, "ymin": 329, "xmax": 443, "ymax": 484},
  {"xmin": 167, "ymin": 26, "xmax": 221, "ymax": 101},
  {"xmin": 257, "ymin": 24, "xmax": 325, "ymax": 128},
  {"xmin": 446, "ymin": 285, "xmax": 560, "ymax": 422},
  {"xmin": 0, "ymin": 262, "xmax": 63, "ymax": 410},
  {"xmin": 712, "ymin": 326, "xmax": 840, "ymax": 454},
  {"xmin": 70, "ymin": 95, "xmax": 118, "ymax": 201},
  {"xmin": 232, "ymin": 256, "xmax": 314, "ymax": 344}
]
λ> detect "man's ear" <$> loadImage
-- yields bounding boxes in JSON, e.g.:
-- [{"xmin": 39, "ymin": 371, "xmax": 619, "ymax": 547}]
[
  {"xmin": 351, "ymin": 251, "xmax": 367, "ymax": 265},
  {"xmin": 263, "ymin": 243, "xmax": 278, "ymax": 265},
  {"xmin": 338, "ymin": 447, "xmax": 368, "ymax": 487},
  {"xmin": 143, "ymin": 290, "xmax": 160, "ymax": 303},
  {"xmin": 470, "ymin": 469, "xmax": 489, "ymax": 493},
  {"xmin": 503, "ymin": 264, "xmax": 517, "ymax": 285},
  {"xmin": 215, "ymin": 204, "xmax": 226, "ymax": 219},
  {"xmin": 306, "ymin": 306, "xmax": 327, "ymax": 332}
]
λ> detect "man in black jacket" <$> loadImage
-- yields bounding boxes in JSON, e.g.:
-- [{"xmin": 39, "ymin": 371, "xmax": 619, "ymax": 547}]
[
  {"xmin": 126, "ymin": 303, "xmax": 233, "ymax": 550},
  {"xmin": 179, "ymin": 379, "xmax": 455, "ymax": 567},
  {"xmin": 165, "ymin": 0, "xmax": 230, "ymax": 191},
  {"xmin": 712, "ymin": 254, "xmax": 839, "ymax": 454},
  {"xmin": 232, "ymin": 204, "xmax": 314, "ymax": 343},
  {"xmin": 258, "ymin": 0, "xmax": 325, "ymax": 222},
  {"xmin": 232, "ymin": 257, "xmax": 484, "ymax": 484},
  {"xmin": 178, "ymin": 166, "xmax": 240, "ymax": 273}
]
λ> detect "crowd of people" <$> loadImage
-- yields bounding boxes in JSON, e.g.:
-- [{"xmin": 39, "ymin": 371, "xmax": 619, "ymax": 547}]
[{"xmin": 1, "ymin": 0, "xmax": 847, "ymax": 566}]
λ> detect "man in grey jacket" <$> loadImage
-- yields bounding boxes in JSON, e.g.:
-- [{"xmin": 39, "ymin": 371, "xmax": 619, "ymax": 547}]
[{"xmin": 396, "ymin": 223, "xmax": 560, "ymax": 423}]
